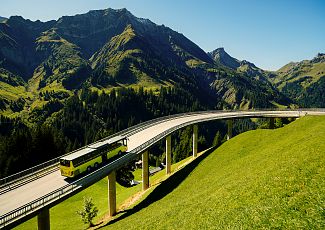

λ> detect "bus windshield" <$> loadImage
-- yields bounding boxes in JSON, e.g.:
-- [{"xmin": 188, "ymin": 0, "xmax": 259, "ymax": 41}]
[
  {"xmin": 119, "ymin": 139, "xmax": 127, "ymax": 146},
  {"xmin": 60, "ymin": 159, "xmax": 70, "ymax": 167}
]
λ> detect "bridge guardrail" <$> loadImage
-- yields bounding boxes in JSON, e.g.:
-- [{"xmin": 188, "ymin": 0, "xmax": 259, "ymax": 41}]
[{"xmin": 1, "ymin": 109, "xmax": 324, "ymax": 227}]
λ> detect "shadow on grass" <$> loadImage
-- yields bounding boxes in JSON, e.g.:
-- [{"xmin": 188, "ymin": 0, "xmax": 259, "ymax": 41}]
[{"xmin": 100, "ymin": 146, "xmax": 216, "ymax": 228}]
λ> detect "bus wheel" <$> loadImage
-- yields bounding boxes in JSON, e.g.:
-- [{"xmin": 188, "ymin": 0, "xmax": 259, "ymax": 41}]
[
  {"xmin": 94, "ymin": 163, "xmax": 99, "ymax": 168},
  {"xmin": 87, "ymin": 166, "xmax": 92, "ymax": 173}
]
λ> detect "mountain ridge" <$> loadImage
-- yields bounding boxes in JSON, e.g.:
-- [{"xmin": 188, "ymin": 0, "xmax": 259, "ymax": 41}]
[
  {"xmin": 207, "ymin": 47, "xmax": 324, "ymax": 107},
  {"xmin": 0, "ymin": 16, "xmax": 7, "ymax": 23},
  {"xmin": 273, "ymin": 52, "xmax": 325, "ymax": 107},
  {"xmin": 0, "ymin": 7, "xmax": 322, "ymax": 120},
  {"xmin": 208, "ymin": 47, "xmax": 241, "ymax": 70},
  {"xmin": 208, "ymin": 47, "xmax": 277, "ymax": 83}
]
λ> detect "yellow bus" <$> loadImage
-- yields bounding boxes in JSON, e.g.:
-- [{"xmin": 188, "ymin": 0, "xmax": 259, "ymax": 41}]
[{"xmin": 59, "ymin": 136, "xmax": 128, "ymax": 178}]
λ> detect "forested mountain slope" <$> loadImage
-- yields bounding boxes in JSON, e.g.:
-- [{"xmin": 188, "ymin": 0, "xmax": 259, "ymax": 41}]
[
  {"xmin": 208, "ymin": 48, "xmax": 325, "ymax": 108},
  {"xmin": 0, "ymin": 8, "xmax": 290, "ymax": 117},
  {"xmin": 274, "ymin": 53, "xmax": 325, "ymax": 107}
]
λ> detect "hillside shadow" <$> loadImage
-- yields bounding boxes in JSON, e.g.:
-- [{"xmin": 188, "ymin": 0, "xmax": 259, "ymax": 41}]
[{"xmin": 100, "ymin": 146, "xmax": 216, "ymax": 228}]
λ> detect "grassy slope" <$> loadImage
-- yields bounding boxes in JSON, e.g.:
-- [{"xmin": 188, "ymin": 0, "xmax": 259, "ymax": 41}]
[
  {"xmin": 102, "ymin": 116, "xmax": 325, "ymax": 229},
  {"xmin": 276, "ymin": 61, "xmax": 325, "ymax": 89},
  {"xmin": 14, "ymin": 157, "xmax": 192, "ymax": 229}
]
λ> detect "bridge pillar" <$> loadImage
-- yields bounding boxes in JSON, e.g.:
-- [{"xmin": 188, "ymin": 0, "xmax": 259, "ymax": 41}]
[
  {"xmin": 166, "ymin": 135, "xmax": 172, "ymax": 174},
  {"xmin": 269, "ymin": 117, "xmax": 275, "ymax": 129},
  {"xmin": 227, "ymin": 119, "xmax": 233, "ymax": 140},
  {"xmin": 37, "ymin": 208, "xmax": 50, "ymax": 230},
  {"xmin": 142, "ymin": 150, "xmax": 149, "ymax": 190},
  {"xmin": 107, "ymin": 171, "xmax": 116, "ymax": 216},
  {"xmin": 193, "ymin": 125, "xmax": 198, "ymax": 157}
]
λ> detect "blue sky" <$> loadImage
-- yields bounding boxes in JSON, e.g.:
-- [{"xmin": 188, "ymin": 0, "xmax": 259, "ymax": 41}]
[{"xmin": 1, "ymin": 0, "xmax": 324, "ymax": 70}]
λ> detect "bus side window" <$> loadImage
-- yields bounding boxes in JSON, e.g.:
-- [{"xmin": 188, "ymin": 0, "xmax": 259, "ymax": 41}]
[
  {"xmin": 92, "ymin": 150, "xmax": 99, "ymax": 158},
  {"xmin": 108, "ymin": 143, "xmax": 116, "ymax": 151},
  {"xmin": 116, "ymin": 142, "xmax": 122, "ymax": 148},
  {"xmin": 101, "ymin": 144, "xmax": 109, "ymax": 152},
  {"xmin": 81, "ymin": 156, "xmax": 86, "ymax": 163},
  {"xmin": 72, "ymin": 159, "xmax": 79, "ymax": 167},
  {"xmin": 89, "ymin": 151, "xmax": 94, "ymax": 159}
]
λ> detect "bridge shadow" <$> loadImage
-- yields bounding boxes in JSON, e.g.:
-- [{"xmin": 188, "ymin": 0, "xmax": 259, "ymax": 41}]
[{"xmin": 100, "ymin": 146, "xmax": 216, "ymax": 228}]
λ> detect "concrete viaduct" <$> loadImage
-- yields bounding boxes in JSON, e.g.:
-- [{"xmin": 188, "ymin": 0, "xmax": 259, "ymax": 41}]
[{"xmin": 0, "ymin": 109, "xmax": 324, "ymax": 229}]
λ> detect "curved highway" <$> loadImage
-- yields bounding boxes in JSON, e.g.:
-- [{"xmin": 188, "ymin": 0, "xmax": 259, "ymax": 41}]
[{"xmin": 0, "ymin": 109, "xmax": 325, "ymax": 228}]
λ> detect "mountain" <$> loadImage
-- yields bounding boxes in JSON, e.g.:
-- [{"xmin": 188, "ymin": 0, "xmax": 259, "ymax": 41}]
[
  {"xmin": 0, "ymin": 8, "xmax": 294, "ymax": 118},
  {"xmin": 274, "ymin": 53, "xmax": 325, "ymax": 107},
  {"xmin": 0, "ymin": 16, "xmax": 7, "ymax": 23},
  {"xmin": 52, "ymin": 8, "xmax": 211, "ymax": 63},
  {"xmin": 208, "ymin": 47, "xmax": 240, "ymax": 69},
  {"xmin": 207, "ymin": 48, "xmax": 288, "ymax": 108},
  {"xmin": 208, "ymin": 48, "xmax": 276, "ymax": 83},
  {"xmin": 207, "ymin": 68, "xmax": 289, "ymax": 109},
  {"xmin": 87, "ymin": 9, "xmax": 213, "ymax": 88},
  {"xmin": 275, "ymin": 53, "xmax": 325, "ymax": 86},
  {"xmin": 0, "ymin": 9, "xmax": 213, "ymax": 88},
  {"xmin": 29, "ymin": 29, "xmax": 92, "ymax": 90},
  {"xmin": 208, "ymin": 47, "xmax": 325, "ymax": 107}
]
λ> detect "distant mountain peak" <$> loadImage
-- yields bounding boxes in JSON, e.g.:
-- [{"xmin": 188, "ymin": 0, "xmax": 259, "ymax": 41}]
[
  {"xmin": 0, "ymin": 16, "xmax": 8, "ymax": 23},
  {"xmin": 208, "ymin": 48, "xmax": 261, "ymax": 71},
  {"xmin": 215, "ymin": 47, "xmax": 225, "ymax": 52},
  {"xmin": 83, "ymin": 8, "xmax": 150, "ymax": 23},
  {"xmin": 241, "ymin": 60, "xmax": 257, "ymax": 68},
  {"xmin": 312, "ymin": 53, "xmax": 325, "ymax": 63},
  {"xmin": 86, "ymin": 7, "xmax": 131, "ymax": 16},
  {"xmin": 209, "ymin": 47, "xmax": 226, "ymax": 56},
  {"xmin": 208, "ymin": 47, "xmax": 240, "ymax": 70}
]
